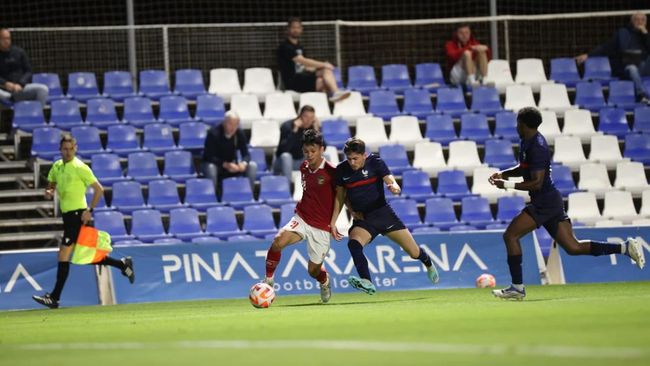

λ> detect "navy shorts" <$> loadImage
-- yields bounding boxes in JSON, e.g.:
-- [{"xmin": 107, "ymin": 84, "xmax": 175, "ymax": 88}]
[
  {"xmin": 62, "ymin": 209, "xmax": 86, "ymax": 246},
  {"xmin": 349, "ymin": 205, "xmax": 407, "ymax": 241},
  {"xmin": 287, "ymin": 72, "xmax": 317, "ymax": 93},
  {"xmin": 523, "ymin": 190, "xmax": 570, "ymax": 239}
]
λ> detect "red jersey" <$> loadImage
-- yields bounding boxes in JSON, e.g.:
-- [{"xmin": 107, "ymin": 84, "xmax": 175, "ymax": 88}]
[{"xmin": 295, "ymin": 159, "xmax": 337, "ymax": 231}]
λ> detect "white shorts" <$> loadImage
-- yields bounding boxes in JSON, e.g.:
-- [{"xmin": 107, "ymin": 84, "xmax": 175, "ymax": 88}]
[
  {"xmin": 450, "ymin": 60, "xmax": 467, "ymax": 85},
  {"xmin": 282, "ymin": 215, "xmax": 331, "ymax": 264}
]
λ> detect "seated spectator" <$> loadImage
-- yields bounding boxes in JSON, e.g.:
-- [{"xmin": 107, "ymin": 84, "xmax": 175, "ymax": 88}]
[
  {"xmin": 576, "ymin": 12, "xmax": 650, "ymax": 104},
  {"xmin": 277, "ymin": 17, "xmax": 349, "ymax": 102},
  {"xmin": 444, "ymin": 23, "xmax": 491, "ymax": 87},
  {"xmin": 201, "ymin": 111, "xmax": 257, "ymax": 191},
  {"xmin": 0, "ymin": 27, "xmax": 48, "ymax": 106},
  {"xmin": 274, "ymin": 105, "xmax": 320, "ymax": 182}
]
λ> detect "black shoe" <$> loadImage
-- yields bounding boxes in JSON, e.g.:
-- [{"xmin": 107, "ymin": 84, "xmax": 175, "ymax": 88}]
[
  {"xmin": 121, "ymin": 256, "xmax": 135, "ymax": 284},
  {"xmin": 32, "ymin": 293, "xmax": 59, "ymax": 309}
]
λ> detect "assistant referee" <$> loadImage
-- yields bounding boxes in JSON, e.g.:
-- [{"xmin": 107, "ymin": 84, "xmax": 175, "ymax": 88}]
[{"xmin": 32, "ymin": 135, "xmax": 134, "ymax": 309}]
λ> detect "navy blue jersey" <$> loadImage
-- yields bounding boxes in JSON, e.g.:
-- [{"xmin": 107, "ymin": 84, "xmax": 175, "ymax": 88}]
[
  {"xmin": 335, "ymin": 154, "xmax": 391, "ymax": 213},
  {"xmin": 519, "ymin": 132, "xmax": 558, "ymax": 203}
]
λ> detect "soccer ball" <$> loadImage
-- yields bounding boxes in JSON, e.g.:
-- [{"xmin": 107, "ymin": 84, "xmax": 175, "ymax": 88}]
[
  {"xmin": 475, "ymin": 273, "xmax": 496, "ymax": 288},
  {"xmin": 249, "ymin": 282, "xmax": 276, "ymax": 308}
]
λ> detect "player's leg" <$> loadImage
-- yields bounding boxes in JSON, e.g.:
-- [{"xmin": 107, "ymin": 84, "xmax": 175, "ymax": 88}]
[
  {"xmin": 264, "ymin": 222, "xmax": 304, "ymax": 285},
  {"xmin": 385, "ymin": 229, "xmax": 439, "ymax": 284},
  {"xmin": 346, "ymin": 225, "xmax": 377, "ymax": 294},
  {"xmin": 305, "ymin": 227, "xmax": 332, "ymax": 303},
  {"xmin": 95, "ymin": 256, "xmax": 134, "ymax": 283}
]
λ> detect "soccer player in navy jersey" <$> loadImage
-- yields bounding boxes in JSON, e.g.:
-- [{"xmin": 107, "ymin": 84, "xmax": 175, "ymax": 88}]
[
  {"xmin": 489, "ymin": 107, "xmax": 645, "ymax": 300},
  {"xmin": 329, "ymin": 138, "xmax": 439, "ymax": 294},
  {"xmin": 264, "ymin": 129, "xmax": 336, "ymax": 303}
]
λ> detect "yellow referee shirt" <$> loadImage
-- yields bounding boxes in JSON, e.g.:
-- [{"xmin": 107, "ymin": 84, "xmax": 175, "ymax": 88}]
[{"xmin": 47, "ymin": 157, "xmax": 98, "ymax": 213}]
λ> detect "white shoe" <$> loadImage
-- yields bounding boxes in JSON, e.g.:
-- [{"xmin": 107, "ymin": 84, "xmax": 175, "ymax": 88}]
[
  {"xmin": 263, "ymin": 277, "xmax": 275, "ymax": 286},
  {"xmin": 492, "ymin": 285, "xmax": 526, "ymax": 300},
  {"xmin": 320, "ymin": 274, "xmax": 331, "ymax": 303},
  {"xmin": 626, "ymin": 237, "xmax": 645, "ymax": 269},
  {"xmin": 329, "ymin": 91, "xmax": 351, "ymax": 103}
]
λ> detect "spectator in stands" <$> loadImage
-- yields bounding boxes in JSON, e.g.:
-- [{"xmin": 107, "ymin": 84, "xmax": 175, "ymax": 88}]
[
  {"xmin": 202, "ymin": 111, "xmax": 257, "ymax": 191},
  {"xmin": 277, "ymin": 17, "xmax": 350, "ymax": 102},
  {"xmin": 576, "ymin": 12, "xmax": 650, "ymax": 104},
  {"xmin": 0, "ymin": 27, "xmax": 48, "ymax": 106},
  {"xmin": 274, "ymin": 105, "xmax": 320, "ymax": 182},
  {"xmin": 444, "ymin": 23, "xmax": 491, "ymax": 87}
]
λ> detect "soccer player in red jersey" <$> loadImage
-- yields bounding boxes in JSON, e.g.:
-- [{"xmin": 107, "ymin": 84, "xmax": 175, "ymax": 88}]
[{"xmin": 264, "ymin": 129, "xmax": 337, "ymax": 303}]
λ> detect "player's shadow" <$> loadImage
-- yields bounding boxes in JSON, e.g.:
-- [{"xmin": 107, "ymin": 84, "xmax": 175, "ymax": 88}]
[{"xmin": 279, "ymin": 297, "xmax": 430, "ymax": 307}]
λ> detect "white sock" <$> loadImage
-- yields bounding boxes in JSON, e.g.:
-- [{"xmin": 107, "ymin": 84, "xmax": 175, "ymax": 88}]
[
  {"xmin": 467, "ymin": 74, "xmax": 477, "ymax": 85},
  {"xmin": 512, "ymin": 284, "xmax": 525, "ymax": 291},
  {"xmin": 621, "ymin": 241, "xmax": 627, "ymax": 255}
]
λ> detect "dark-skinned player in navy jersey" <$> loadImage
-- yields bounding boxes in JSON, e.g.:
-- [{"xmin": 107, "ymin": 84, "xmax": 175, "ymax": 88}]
[
  {"xmin": 489, "ymin": 107, "xmax": 645, "ymax": 300},
  {"xmin": 329, "ymin": 138, "xmax": 439, "ymax": 294},
  {"xmin": 264, "ymin": 129, "xmax": 336, "ymax": 303}
]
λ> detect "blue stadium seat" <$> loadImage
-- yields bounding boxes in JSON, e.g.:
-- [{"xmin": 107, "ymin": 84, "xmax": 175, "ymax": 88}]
[
  {"xmin": 148, "ymin": 179, "xmax": 185, "ymax": 212},
  {"xmin": 624, "ymin": 133, "xmax": 650, "ymax": 165},
  {"xmin": 185, "ymin": 178, "xmax": 222, "ymax": 210},
  {"xmin": 143, "ymin": 123, "xmax": 178, "ymax": 155},
  {"xmin": 423, "ymin": 197, "xmax": 459, "ymax": 230},
  {"xmin": 71, "ymin": 125, "xmax": 106, "ymax": 158},
  {"xmin": 164, "ymin": 150, "xmax": 197, "ymax": 183},
  {"xmin": 332, "ymin": 67, "xmax": 344, "ymax": 89},
  {"xmin": 155, "ymin": 238, "xmax": 185, "ymax": 245},
  {"xmin": 378, "ymin": 144, "xmax": 413, "ymax": 176},
  {"xmin": 381, "ymin": 64, "xmax": 412, "ymax": 94},
  {"xmin": 583, "ymin": 57, "xmax": 616, "ymax": 82},
  {"xmin": 85, "ymin": 186, "xmax": 111, "ymax": 212},
  {"xmin": 401, "ymin": 170, "xmax": 435, "ymax": 202},
  {"xmin": 383, "ymin": 184, "xmax": 402, "ymax": 202},
  {"xmin": 460, "ymin": 196, "xmax": 495, "ymax": 229},
  {"xmin": 402, "ymin": 88, "xmax": 435, "ymax": 119},
  {"xmin": 127, "ymin": 152, "xmax": 164, "ymax": 183},
  {"xmin": 259, "ymin": 175, "xmax": 293, "ymax": 208},
  {"xmin": 221, "ymin": 176, "xmax": 257, "ymax": 209},
  {"xmin": 111, "ymin": 181, "xmax": 148, "ymax": 214},
  {"xmin": 550, "ymin": 164, "xmax": 578, "ymax": 196},
  {"xmin": 67, "ymin": 72, "xmax": 100, "ymax": 102},
  {"xmin": 425, "ymin": 114, "xmax": 457, "ymax": 146},
  {"xmin": 598, "ymin": 107, "xmax": 630, "ymax": 138},
  {"xmin": 103, "ymin": 71, "xmax": 136, "ymax": 102},
  {"xmin": 178, "ymin": 121, "xmax": 209, "ymax": 150},
  {"xmin": 206, "ymin": 206, "xmax": 244, "ymax": 239},
  {"xmin": 574, "ymin": 81, "xmax": 606, "ymax": 112},
  {"xmin": 495, "ymin": 196, "xmax": 525, "ymax": 223},
  {"xmin": 279, "ymin": 202, "xmax": 296, "ymax": 226},
  {"xmin": 31, "ymin": 127, "xmax": 61, "ymax": 160},
  {"xmin": 459, "ymin": 113, "xmax": 491, "ymax": 144},
  {"xmin": 414, "ymin": 63, "xmax": 445, "ymax": 92},
  {"xmin": 607, "ymin": 80, "xmax": 637, "ymax": 110},
  {"xmin": 32, "ymin": 73, "xmax": 66, "ymax": 101},
  {"xmin": 494, "ymin": 111, "xmax": 519, "ymax": 142},
  {"xmin": 158, "ymin": 95, "xmax": 195, "ymax": 127},
  {"xmin": 131, "ymin": 209, "xmax": 170, "ymax": 242},
  {"xmin": 449, "ymin": 224, "xmax": 478, "ymax": 232},
  {"xmin": 347, "ymin": 65, "xmax": 379, "ymax": 96},
  {"xmin": 549, "ymin": 58, "xmax": 581, "ymax": 87},
  {"xmin": 195, "ymin": 94, "xmax": 225, "ymax": 124},
  {"xmin": 94, "ymin": 211, "xmax": 134, "ymax": 242},
  {"xmin": 248, "ymin": 147, "xmax": 272, "ymax": 179},
  {"xmin": 321, "ymin": 119, "xmax": 351, "ymax": 149},
  {"xmin": 169, "ymin": 208, "xmax": 209, "ymax": 241},
  {"xmin": 191, "ymin": 237, "xmax": 222, "ymax": 244},
  {"xmin": 107, "ymin": 124, "xmax": 142, "ymax": 157},
  {"xmin": 470, "ymin": 86, "xmax": 503, "ymax": 116},
  {"xmin": 633, "ymin": 106, "xmax": 650, "ymax": 133},
  {"xmin": 485, "ymin": 223, "xmax": 508, "ymax": 230},
  {"xmin": 368, "ymin": 90, "xmax": 402, "ymax": 121},
  {"xmin": 139, "ymin": 70, "xmax": 174, "ymax": 101},
  {"xmin": 435, "ymin": 87, "xmax": 467, "ymax": 117},
  {"xmin": 484, "ymin": 139, "xmax": 516, "ymax": 170},
  {"xmin": 243, "ymin": 204, "xmax": 277, "ymax": 238},
  {"xmin": 228, "ymin": 234, "xmax": 262, "ymax": 242},
  {"xmin": 390, "ymin": 199, "xmax": 427, "ymax": 230},
  {"xmin": 91, "ymin": 153, "xmax": 129, "ymax": 186},
  {"xmin": 174, "ymin": 69, "xmax": 206, "ymax": 100},
  {"xmin": 12, "ymin": 101, "xmax": 46, "ymax": 131},
  {"xmin": 85, "ymin": 98, "xmax": 120, "ymax": 129},
  {"xmin": 436, "ymin": 170, "xmax": 472, "ymax": 201},
  {"xmin": 49, "ymin": 99, "xmax": 83, "ymax": 130},
  {"xmin": 412, "ymin": 226, "xmax": 441, "ymax": 234},
  {"xmin": 535, "ymin": 227, "xmax": 553, "ymax": 257},
  {"xmin": 122, "ymin": 96, "xmax": 158, "ymax": 128}
]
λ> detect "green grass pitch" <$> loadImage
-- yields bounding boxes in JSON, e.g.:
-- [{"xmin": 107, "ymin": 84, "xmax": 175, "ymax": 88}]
[{"xmin": 1, "ymin": 282, "xmax": 649, "ymax": 366}]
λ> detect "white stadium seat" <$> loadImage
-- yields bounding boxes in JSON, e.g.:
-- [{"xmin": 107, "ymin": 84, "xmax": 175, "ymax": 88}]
[
  {"xmin": 553, "ymin": 136, "xmax": 586, "ymax": 171},
  {"xmin": 229, "ymin": 93, "xmax": 263, "ymax": 129},
  {"xmin": 567, "ymin": 191, "xmax": 602, "ymax": 226},
  {"xmin": 412, "ymin": 141, "xmax": 447, "ymax": 177},
  {"xmin": 242, "ymin": 67, "xmax": 276, "ymax": 99},
  {"xmin": 601, "ymin": 190, "xmax": 639, "ymax": 224},
  {"xmin": 355, "ymin": 116, "xmax": 388, "ymax": 152},
  {"xmin": 515, "ymin": 58, "xmax": 550, "ymax": 93},
  {"xmin": 208, "ymin": 68, "xmax": 241, "ymax": 103},
  {"xmin": 614, "ymin": 161, "xmax": 649, "ymax": 196},
  {"xmin": 248, "ymin": 119, "xmax": 280, "ymax": 151},
  {"xmin": 299, "ymin": 92, "xmax": 332, "ymax": 120},
  {"xmin": 471, "ymin": 166, "xmax": 512, "ymax": 203},
  {"xmin": 537, "ymin": 83, "xmax": 576, "ymax": 116},
  {"xmin": 389, "ymin": 115, "xmax": 425, "ymax": 150},
  {"xmin": 588, "ymin": 134, "xmax": 627, "ymax": 169},
  {"xmin": 577, "ymin": 162, "xmax": 612, "ymax": 198},
  {"xmin": 504, "ymin": 84, "xmax": 536, "ymax": 112},
  {"xmin": 483, "ymin": 59, "xmax": 515, "ymax": 94},
  {"xmin": 332, "ymin": 91, "xmax": 368, "ymax": 126},
  {"xmin": 538, "ymin": 110, "xmax": 562, "ymax": 145},
  {"xmin": 447, "ymin": 140, "xmax": 485, "ymax": 176},
  {"xmin": 263, "ymin": 92, "xmax": 297, "ymax": 121},
  {"xmin": 562, "ymin": 109, "xmax": 600, "ymax": 143}
]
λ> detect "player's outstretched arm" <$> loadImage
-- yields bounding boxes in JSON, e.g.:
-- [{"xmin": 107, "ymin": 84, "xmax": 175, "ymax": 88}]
[{"xmin": 329, "ymin": 186, "xmax": 346, "ymax": 241}]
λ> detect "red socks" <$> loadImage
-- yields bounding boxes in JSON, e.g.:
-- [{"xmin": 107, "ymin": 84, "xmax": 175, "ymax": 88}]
[
  {"xmin": 316, "ymin": 266, "xmax": 328, "ymax": 284},
  {"xmin": 265, "ymin": 247, "xmax": 282, "ymax": 278}
]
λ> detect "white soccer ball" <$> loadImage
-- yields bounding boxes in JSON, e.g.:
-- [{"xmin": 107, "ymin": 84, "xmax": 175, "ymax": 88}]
[
  {"xmin": 475, "ymin": 273, "xmax": 496, "ymax": 288},
  {"xmin": 249, "ymin": 282, "xmax": 276, "ymax": 308}
]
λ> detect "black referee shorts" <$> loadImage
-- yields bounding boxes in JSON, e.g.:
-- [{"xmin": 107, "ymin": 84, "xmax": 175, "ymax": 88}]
[{"xmin": 61, "ymin": 209, "xmax": 86, "ymax": 246}]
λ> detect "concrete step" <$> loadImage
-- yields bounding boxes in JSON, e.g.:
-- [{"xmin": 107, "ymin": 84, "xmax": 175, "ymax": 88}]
[
  {"xmin": 0, "ymin": 160, "xmax": 28, "ymax": 170},
  {"xmin": 0, "ymin": 217, "xmax": 62, "ymax": 228},
  {"xmin": 0, "ymin": 230, "xmax": 60, "ymax": 243},
  {"xmin": 0, "ymin": 189, "xmax": 43, "ymax": 199},
  {"xmin": 0, "ymin": 172, "xmax": 34, "ymax": 183},
  {"xmin": 0, "ymin": 201, "xmax": 54, "ymax": 212}
]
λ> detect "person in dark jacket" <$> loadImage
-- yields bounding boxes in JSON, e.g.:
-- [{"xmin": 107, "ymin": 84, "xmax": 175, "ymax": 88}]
[
  {"xmin": 444, "ymin": 23, "xmax": 491, "ymax": 86},
  {"xmin": 576, "ymin": 12, "xmax": 650, "ymax": 103},
  {"xmin": 202, "ymin": 111, "xmax": 257, "ymax": 190},
  {"xmin": 0, "ymin": 28, "xmax": 48, "ymax": 106},
  {"xmin": 273, "ymin": 105, "xmax": 319, "ymax": 182}
]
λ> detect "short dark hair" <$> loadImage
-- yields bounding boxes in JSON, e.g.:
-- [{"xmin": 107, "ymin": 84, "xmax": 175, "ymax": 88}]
[
  {"xmin": 287, "ymin": 17, "xmax": 302, "ymax": 27},
  {"xmin": 299, "ymin": 105, "xmax": 315, "ymax": 116},
  {"xmin": 59, "ymin": 134, "xmax": 76, "ymax": 148},
  {"xmin": 343, "ymin": 137, "xmax": 365, "ymax": 155},
  {"xmin": 302, "ymin": 128, "xmax": 324, "ymax": 147},
  {"xmin": 517, "ymin": 107, "xmax": 543, "ymax": 129},
  {"xmin": 456, "ymin": 23, "xmax": 470, "ymax": 31}
]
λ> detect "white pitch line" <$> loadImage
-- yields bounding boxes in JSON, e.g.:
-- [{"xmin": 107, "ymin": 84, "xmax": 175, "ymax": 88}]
[{"xmin": 6, "ymin": 340, "xmax": 648, "ymax": 359}]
